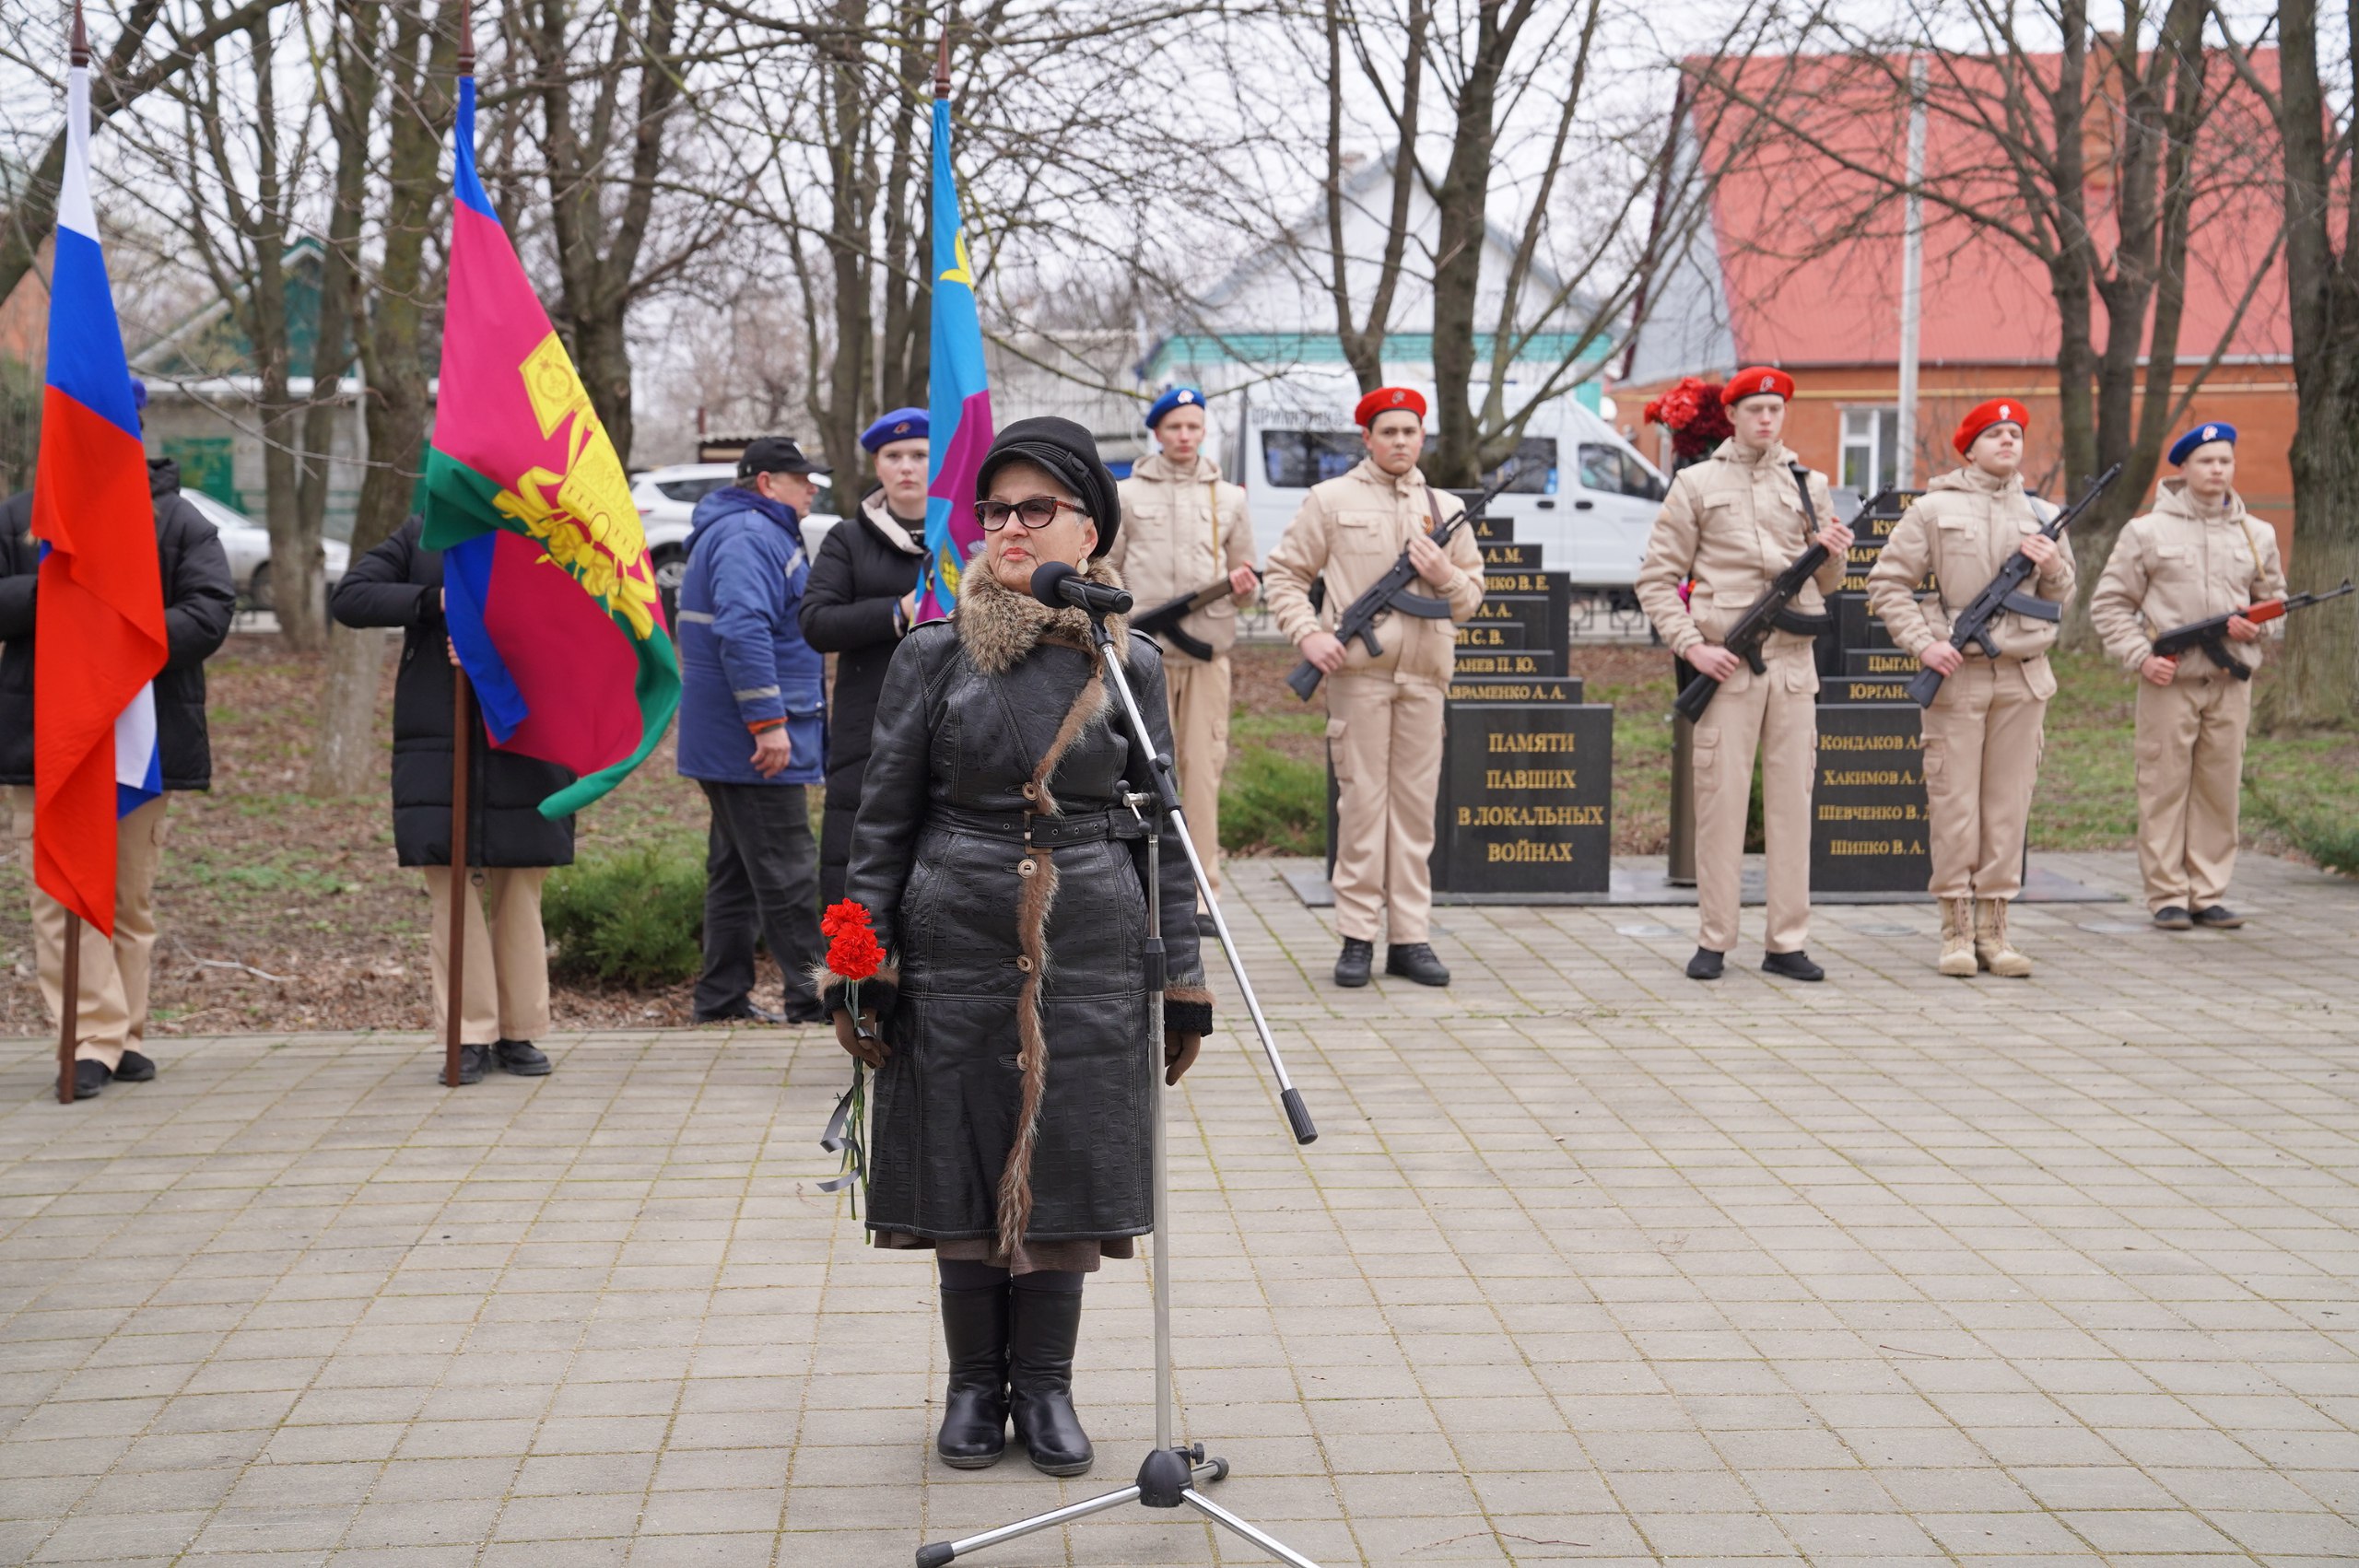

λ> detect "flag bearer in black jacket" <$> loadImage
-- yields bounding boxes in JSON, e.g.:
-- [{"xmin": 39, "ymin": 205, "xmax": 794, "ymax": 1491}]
[{"xmin": 330, "ymin": 516, "xmax": 574, "ymax": 1083}]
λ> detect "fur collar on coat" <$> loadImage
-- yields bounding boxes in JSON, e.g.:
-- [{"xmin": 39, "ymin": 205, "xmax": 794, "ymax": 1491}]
[{"xmin": 953, "ymin": 556, "xmax": 1132, "ymax": 676}]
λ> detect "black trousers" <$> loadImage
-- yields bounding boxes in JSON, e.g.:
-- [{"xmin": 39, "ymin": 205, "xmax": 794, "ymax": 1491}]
[
  {"xmin": 696, "ymin": 779, "xmax": 822, "ymax": 1019},
  {"xmin": 818, "ymin": 786, "xmax": 858, "ymax": 910}
]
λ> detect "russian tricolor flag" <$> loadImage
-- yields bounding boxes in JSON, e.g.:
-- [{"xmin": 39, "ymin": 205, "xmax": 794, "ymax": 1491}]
[{"xmin": 29, "ymin": 41, "xmax": 166, "ymax": 936}]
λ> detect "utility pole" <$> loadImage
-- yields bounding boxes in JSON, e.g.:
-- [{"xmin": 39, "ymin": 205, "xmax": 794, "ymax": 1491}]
[{"xmin": 1895, "ymin": 52, "xmax": 1927, "ymax": 489}]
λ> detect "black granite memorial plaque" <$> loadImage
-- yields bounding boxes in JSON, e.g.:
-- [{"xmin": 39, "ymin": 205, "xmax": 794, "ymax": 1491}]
[
  {"xmin": 1834, "ymin": 591, "xmax": 1898, "ymax": 650},
  {"xmin": 1433, "ymin": 698, "xmax": 1613, "ymax": 895},
  {"xmin": 1480, "ymin": 540, "xmax": 1545, "ymax": 572},
  {"xmin": 1811, "ymin": 702, "xmax": 1931, "ymax": 893},
  {"xmin": 1820, "ymin": 675, "xmax": 1915, "ymax": 705},
  {"xmin": 1450, "ymin": 649, "xmax": 1562, "ymax": 677},
  {"xmin": 1465, "ymin": 509, "xmax": 1515, "ymax": 544},
  {"xmin": 1846, "ymin": 649, "xmax": 1919, "ymax": 678}
]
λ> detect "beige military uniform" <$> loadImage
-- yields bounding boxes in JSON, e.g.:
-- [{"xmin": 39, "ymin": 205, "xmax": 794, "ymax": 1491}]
[
  {"xmin": 1262, "ymin": 458, "xmax": 1484, "ymax": 944},
  {"xmin": 10, "ymin": 787, "xmax": 168, "ymax": 1071},
  {"xmin": 1636, "ymin": 439, "xmax": 1842, "ymax": 955},
  {"xmin": 2090, "ymin": 479, "xmax": 2285, "ymax": 913},
  {"xmin": 1866, "ymin": 465, "xmax": 2072, "ymax": 900},
  {"xmin": 1111, "ymin": 451, "xmax": 1254, "ymax": 895}
]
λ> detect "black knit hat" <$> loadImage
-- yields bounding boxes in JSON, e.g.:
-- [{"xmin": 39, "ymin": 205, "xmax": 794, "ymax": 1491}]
[{"xmin": 975, "ymin": 415, "xmax": 1121, "ymax": 557}]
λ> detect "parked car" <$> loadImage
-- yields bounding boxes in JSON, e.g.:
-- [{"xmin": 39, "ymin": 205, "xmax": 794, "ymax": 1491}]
[
  {"xmin": 631, "ymin": 461, "xmax": 843, "ymax": 623},
  {"xmin": 182, "ymin": 490, "xmax": 351, "ymax": 612}
]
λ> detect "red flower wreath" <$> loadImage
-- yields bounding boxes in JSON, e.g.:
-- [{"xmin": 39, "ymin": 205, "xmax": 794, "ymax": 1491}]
[{"xmin": 1642, "ymin": 375, "xmax": 1732, "ymax": 464}]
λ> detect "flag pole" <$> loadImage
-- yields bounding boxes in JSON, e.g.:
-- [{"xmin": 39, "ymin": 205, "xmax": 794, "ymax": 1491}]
[
  {"xmin": 446, "ymin": 670, "xmax": 472, "ymax": 1087},
  {"xmin": 58, "ymin": 919, "xmax": 79, "ymax": 1104},
  {"xmin": 440, "ymin": 2, "xmax": 477, "ymax": 1093},
  {"xmin": 55, "ymin": 0, "xmax": 91, "ymax": 1108}
]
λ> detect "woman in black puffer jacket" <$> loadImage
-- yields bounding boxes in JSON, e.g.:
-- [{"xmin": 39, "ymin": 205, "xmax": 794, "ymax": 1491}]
[
  {"xmin": 329, "ymin": 516, "xmax": 574, "ymax": 1082},
  {"xmin": 800, "ymin": 410, "xmax": 927, "ymax": 907},
  {"xmin": 826, "ymin": 417, "xmax": 1210, "ymax": 1480}
]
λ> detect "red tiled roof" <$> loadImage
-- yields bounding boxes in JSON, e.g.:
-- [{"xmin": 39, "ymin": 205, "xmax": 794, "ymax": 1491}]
[{"xmin": 1684, "ymin": 48, "xmax": 2289, "ymax": 368}]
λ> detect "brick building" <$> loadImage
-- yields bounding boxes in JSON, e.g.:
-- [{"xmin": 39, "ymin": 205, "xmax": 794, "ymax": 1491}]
[{"xmin": 1616, "ymin": 48, "xmax": 2295, "ymax": 560}]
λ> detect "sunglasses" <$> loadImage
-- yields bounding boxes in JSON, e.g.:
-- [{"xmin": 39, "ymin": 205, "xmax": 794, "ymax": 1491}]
[{"xmin": 974, "ymin": 496, "xmax": 1091, "ymax": 531}]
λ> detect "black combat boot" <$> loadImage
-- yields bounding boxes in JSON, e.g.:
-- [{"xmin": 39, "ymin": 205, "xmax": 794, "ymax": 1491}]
[
  {"xmin": 935, "ymin": 1282, "xmax": 1010, "ymax": 1469},
  {"xmin": 1685, "ymin": 947, "xmax": 1725, "ymax": 981},
  {"xmin": 1007, "ymin": 1285, "xmax": 1093, "ymax": 1476},
  {"xmin": 111, "ymin": 1049, "xmax": 157, "ymax": 1082},
  {"xmin": 1333, "ymin": 938, "xmax": 1374, "ymax": 988},
  {"xmin": 1384, "ymin": 942, "xmax": 1450, "ymax": 987},
  {"xmin": 1761, "ymin": 950, "xmax": 1825, "ymax": 982},
  {"xmin": 494, "ymin": 1039, "xmax": 551, "ymax": 1075}
]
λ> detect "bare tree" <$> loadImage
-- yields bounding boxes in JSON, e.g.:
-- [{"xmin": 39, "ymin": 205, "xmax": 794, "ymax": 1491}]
[
  {"xmin": 2218, "ymin": 2, "xmax": 2359, "ymax": 727},
  {"xmin": 153, "ymin": 3, "xmax": 334, "ymax": 647},
  {"xmin": 0, "ymin": 0, "xmax": 294, "ymax": 307},
  {"xmin": 310, "ymin": 0, "xmax": 461, "ymax": 796}
]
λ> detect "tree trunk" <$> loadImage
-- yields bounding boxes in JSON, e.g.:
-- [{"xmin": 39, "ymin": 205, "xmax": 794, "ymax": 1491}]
[
  {"xmin": 309, "ymin": 0, "xmax": 454, "ymax": 796},
  {"xmin": 1426, "ymin": 4, "xmax": 1512, "ymax": 487},
  {"xmin": 2263, "ymin": 0, "xmax": 2359, "ymax": 729}
]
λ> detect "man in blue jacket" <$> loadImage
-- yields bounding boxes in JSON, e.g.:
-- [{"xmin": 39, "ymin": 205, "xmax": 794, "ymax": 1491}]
[{"xmin": 677, "ymin": 437, "xmax": 831, "ymax": 1024}]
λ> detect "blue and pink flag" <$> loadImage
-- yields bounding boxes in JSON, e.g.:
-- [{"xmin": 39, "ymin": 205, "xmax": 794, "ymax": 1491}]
[
  {"xmin": 29, "ymin": 41, "xmax": 166, "ymax": 935},
  {"xmin": 421, "ymin": 68, "xmax": 679, "ymax": 819},
  {"xmin": 917, "ymin": 95, "xmax": 992, "ymax": 623}
]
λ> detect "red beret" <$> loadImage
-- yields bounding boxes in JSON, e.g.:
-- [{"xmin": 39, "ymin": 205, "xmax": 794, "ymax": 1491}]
[
  {"xmin": 1355, "ymin": 386, "xmax": 1427, "ymax": 427},
  {"xmin": 1954, "ymin": 397, "xmax": 2027, "ymax": 456},
  {"xmin": 1720, "ymin": 367, "xmax": 1794, "ymax": 405}
]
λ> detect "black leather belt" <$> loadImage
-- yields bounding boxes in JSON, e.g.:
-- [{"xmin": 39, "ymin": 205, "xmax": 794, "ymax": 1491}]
[{"xmin": 928, "ymin": 805, "xmax": 1145, "ymax": 846}]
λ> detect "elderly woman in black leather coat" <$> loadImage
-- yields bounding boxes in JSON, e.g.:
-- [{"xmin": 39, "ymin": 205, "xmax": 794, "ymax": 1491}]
[{"xmin": 825, "ymin": 415, "xmax": 1211, "ymax": 1479}]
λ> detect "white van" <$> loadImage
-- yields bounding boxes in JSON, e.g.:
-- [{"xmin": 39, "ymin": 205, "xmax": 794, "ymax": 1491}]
[{"xmin": 1226, "ymin": 374, "xmax": 1666, "ymax": 599}]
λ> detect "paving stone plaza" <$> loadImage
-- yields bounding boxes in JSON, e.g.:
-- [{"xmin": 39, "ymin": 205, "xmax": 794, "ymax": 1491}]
[{"xmin": 2, "ymin": 850, "xmax": 2354, "ymax": 1566}]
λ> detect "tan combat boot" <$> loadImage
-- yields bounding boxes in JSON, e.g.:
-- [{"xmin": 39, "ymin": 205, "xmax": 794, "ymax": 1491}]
[
  {"xmin": 1938, "ymin": 897, "xmax": 1978, "ymax": 977},
  {"xmin": 1975, "ymin": 897, "xmax": 2033, "ymax": 977}
]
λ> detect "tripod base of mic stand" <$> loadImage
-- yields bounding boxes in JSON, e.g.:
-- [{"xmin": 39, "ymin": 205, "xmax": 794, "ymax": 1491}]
[{"xmin": 915, "ymin": 1445, "xmax": 1320, "ymax": 1566}]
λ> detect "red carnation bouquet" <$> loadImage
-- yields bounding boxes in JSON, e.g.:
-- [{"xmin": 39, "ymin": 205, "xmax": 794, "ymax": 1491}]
[
  {"xmin": 1642, "ymin": 376, "xmax": 1732, "ymax": 465},
  {"xmin": 817, "ymin": 900, "xmax": 885, "ymax": 1211}
]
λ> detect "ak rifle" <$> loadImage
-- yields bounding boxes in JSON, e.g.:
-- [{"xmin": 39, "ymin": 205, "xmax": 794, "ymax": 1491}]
[
  {"xmin": 1671, "ymin": 464, "xmax": 1837, "ymax": 723},
  {"xmin": 2150, "ymin": 578, "xmax": 2354, "ymax": 679},
  {"xmin": 1130, "ymin": 568, "xmax": 1260, "ymax": 663},
  {"xmin": 1905, "ymin": 462, "xmax": 2121, "ymax": 708},
  {"xmin": 1286, "ymin": 464, "xmax": 1520, "ymax": 701}
]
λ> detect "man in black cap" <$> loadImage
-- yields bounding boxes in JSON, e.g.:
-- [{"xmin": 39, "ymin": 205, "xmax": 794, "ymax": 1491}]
[{"xmin": 675, "ymin": 437, "xmax": 832, "ymax": 1024}]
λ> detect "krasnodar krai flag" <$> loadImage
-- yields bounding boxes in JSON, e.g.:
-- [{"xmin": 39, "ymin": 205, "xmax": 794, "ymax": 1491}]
[
  {"xmin": 917, "ymin": 94, "xmax": 993, "ymax": 623},
  {"xmin": 30, "ymin": 45, "xmax": 167, "ymax": 936},
  {"xmin": 420, "ymin": 67, "xmax": 679, "ymax": 818}
]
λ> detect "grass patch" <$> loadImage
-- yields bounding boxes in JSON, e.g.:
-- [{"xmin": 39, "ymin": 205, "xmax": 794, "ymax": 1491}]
[
  {"xmin": 543, "ymin": 847, "xmax": 707, "ymax": 988},
  {"xmin": 1221, "ymin": 744, "xmax": 1327, "ymax": 857}
]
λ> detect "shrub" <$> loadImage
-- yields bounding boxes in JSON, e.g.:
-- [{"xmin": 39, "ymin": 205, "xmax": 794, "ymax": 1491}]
[
  {"xmin": 2248, "ymin": 786, "xmax": 2359, "ymax": 878},
  {"xmin": 543, "ymin": 848, "xmax": 707, "ymax": 988},
  {"xmin": 1220, "ymin": 744, "xmax": 1327, "ymax": 857}
]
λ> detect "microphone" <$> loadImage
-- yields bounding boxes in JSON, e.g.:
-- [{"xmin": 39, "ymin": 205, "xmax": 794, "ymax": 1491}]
[{"xmin": 1030, "ymin": 561, "xmax": 1133, "ymax": 616}]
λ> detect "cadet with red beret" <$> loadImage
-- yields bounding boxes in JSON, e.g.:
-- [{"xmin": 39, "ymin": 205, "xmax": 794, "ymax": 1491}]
[
  {"xmin": 1866, "ymin": 398, "xmax": 2072, "ymax": 977},
  {"xmin": 1636, "ymin": 367, "xmax": 1850, "ymax": 982},
  {"xmin": 1262, "ymin": 386, "xmax": 1485, "ymax": 988}
]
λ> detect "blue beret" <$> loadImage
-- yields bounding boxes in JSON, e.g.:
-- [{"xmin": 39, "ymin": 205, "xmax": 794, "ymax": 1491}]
[
  {"xmin": 860, "ymin": 407, "xmax": 928, "ymax": 452},
  {"xmin": 2167, "ymin": 422, "xmax": 2236, "ymax": 466},
  {"xmin": 1144, "ymin": 385, "xmax": 1206, "ymax": 430}
]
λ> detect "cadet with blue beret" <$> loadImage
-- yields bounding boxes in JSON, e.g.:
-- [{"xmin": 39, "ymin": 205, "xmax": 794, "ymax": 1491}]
[{"xmin": 2090, "ymin": 423, "xmax": 2286, "ymax": 930}]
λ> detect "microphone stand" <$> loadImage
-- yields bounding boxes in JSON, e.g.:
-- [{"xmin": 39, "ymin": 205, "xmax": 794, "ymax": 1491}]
[{"xmin": 915, "ymin": 610, "xmax": 1321, "ymax": 1568}]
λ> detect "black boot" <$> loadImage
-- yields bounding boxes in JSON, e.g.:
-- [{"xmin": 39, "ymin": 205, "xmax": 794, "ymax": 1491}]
[
  {"xmin": 935, "ymin": 1283, "xmax": 1010, "ymax": 1469},
  {"xmin": 1333, "ymin": 938, "xmax": 1374, "ymax": 989},
  {"xmin": 1761, "ymin": 949, "xmax": 1825, "ymax": 982},
  {"xmin": 1007, "ymin": 1286, "xmax": 1093, "ymax": 1476},
  {"xmin": 1685, "ymin": 947, "xmax": 1724, "ymax": 981},
  {"xmin": 1384, "ymin": 942, "xmax": 1450, "ymax": 986}
]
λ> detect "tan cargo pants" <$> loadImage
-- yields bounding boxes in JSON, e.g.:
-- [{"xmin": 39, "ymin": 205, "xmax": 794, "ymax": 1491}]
[
  {"xmin": 1692, "ymin": 646, "xmax": 1816, "ymax": 954},
  {"xmin": 423, "ymin": 866, "xmax": 553, "ymax": 1046},
  {"xmin": 1326, "ymin": 673, "xmax": 1446, "ymax": 945},
  {"xmin": 2133, "ymin": 669, "xmax": 2250, "ymax": 913},
  {"xmin": 10, "ymin": 786, "xmax": 169, "ymax": 1070},
  {"xmin": 1164, "ymin": 653, "xmax": 1230, "ymax": 897},
  {"xmin": 1920, "ymin": 659, "xmax": 2048, "ymax": 900}
]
